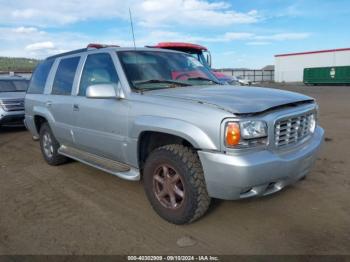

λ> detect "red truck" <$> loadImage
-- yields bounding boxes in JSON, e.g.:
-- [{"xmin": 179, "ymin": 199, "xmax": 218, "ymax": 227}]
[{"xmin": 152, "ymin": 42, "xmax": 230, "ymax": 82}]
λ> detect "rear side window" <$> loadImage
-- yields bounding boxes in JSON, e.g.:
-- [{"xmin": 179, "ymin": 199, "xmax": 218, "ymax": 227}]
[
  {"xmin": 79, "ymin": 53, "xmax": 119, "ymax": 96},
  {"xmin": 27, "ymin": 59, "xmax": 54, "ymax": 94},
  {"xmin": 52, "ymin": 56, "xmax": 80, "ymax": 96}
]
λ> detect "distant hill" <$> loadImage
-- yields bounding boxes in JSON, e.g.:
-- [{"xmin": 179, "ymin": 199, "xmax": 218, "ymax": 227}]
[{"xmin": 0, "ymin": 57, "xmax": 40, "ymax": 72}]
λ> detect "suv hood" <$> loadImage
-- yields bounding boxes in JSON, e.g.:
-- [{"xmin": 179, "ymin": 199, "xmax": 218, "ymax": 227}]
[
  {"xmin": 148, "ymin": 85, "xmax": 314, "ymax": 114},
  {"xmin": 0, "ymin": 92, "xmax": 26, "ymax": 100}
]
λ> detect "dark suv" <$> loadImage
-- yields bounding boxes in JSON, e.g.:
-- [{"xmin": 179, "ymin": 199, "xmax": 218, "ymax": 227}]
[{"xmin": 0, "ymin": 75, "xmax": 29, "ymax": 127}]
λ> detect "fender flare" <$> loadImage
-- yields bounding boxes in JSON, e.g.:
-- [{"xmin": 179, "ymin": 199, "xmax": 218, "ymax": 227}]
[
  {"xmin": 130, "ymin": 116, "xmax": 218, "ymax": 150},
  {"xmin": 32, "ymin": 106, "xmax": 55, "ymax": 132}
]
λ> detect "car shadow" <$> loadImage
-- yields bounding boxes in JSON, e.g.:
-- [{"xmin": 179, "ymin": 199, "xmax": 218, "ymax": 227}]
[
  {"xmin": 206, "ymin": 198, "xmax": 223, "ymax": 215},
  {"xmin": 206, "ymin": 185, "xmax": 296, "ymax": 216},
  {"xmin": 0, "ymin": 125, "xmax": 27, "ymax": 134}
]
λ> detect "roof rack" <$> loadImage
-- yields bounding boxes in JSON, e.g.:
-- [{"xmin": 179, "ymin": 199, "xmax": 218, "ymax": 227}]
[
  {"xmin": 87, "ymin": 43, "xmax": 120, "ymax": 49},
  {"xmin": 150, "ymin": 42, "xmax": 208, "ymax": 51},
  {"xmin": 46, "ymin": 43, "xmax": 120, "ymax": 60},
  {"xmin": 47, "ymin": 48, "xmax": 87, "ymax": 60}
]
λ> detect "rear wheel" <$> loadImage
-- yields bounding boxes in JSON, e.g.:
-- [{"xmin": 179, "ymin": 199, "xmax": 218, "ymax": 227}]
[
  {"xmin": 143, "ymin": 144, "xmax": 211, "ymax": 224},
  {"xmin": 39, "ymin": 123, "xmax": 68, "ymax": 166}
]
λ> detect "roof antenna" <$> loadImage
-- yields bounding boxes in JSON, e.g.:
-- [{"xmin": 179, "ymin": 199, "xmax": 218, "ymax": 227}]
[{"xmin": 129, "ymin": 8, "xmax": 136, "ymax": 49}]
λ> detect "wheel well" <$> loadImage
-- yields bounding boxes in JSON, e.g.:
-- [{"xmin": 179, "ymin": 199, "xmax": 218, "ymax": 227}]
[
  {"xmin": 34, "ymin": 115, "xmax": 47, "ymax": 133},
  {"xmin": 138, "ymin": 131, "xmax": 194, "ymax": 169}
]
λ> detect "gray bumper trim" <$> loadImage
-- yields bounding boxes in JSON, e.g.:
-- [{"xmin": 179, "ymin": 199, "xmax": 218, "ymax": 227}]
[{"xmin": 198, "ymin": 126, "xmax": 324, "ymax": 200}]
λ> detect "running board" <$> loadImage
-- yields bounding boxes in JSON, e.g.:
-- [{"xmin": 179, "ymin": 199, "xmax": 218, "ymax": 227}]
[{"xmin": 58, "ymin": 145, "xmax": 140, "ymax": 181}]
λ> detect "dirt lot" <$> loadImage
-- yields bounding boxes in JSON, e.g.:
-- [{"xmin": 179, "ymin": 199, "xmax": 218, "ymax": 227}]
[{"xmin": 0, "ymin": 85, "xmax": 349, "ymax": 255}]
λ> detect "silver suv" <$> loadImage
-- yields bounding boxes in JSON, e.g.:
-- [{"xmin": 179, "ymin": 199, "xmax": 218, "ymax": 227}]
[
  {"xmin": 0, "ymin": 75, "xmax": 29, "ymax": 127},
  {"xmin": 25, "ymin": 44, "xmax": 324, "ymax": 224}
]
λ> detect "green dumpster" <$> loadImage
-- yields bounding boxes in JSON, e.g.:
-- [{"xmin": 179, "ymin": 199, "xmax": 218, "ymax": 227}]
[{"xmin": 303, "ymin": 66, "xmax": 350, "ymax": 85}]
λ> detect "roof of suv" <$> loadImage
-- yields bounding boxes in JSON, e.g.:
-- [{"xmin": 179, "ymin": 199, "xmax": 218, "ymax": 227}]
[
  {"xmin": 46, "ymin": 46, "xmax": 183, "ymax": 60},
  {"xmin": 151, "ymin": 42, "xmax": 208, "ymax": 52}
]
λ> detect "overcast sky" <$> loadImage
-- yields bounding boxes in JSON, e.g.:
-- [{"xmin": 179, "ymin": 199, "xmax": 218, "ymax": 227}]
[{"xmin": 0, "ymin": 0, "xmax": 349, "ymax": 69}]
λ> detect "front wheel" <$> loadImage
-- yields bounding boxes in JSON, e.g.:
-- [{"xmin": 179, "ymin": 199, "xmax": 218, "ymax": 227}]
[{"xmin": 143, "ymin": 144, "xmax": 211, "ymax": 224}]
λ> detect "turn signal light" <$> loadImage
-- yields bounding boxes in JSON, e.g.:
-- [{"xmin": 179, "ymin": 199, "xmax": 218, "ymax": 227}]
[{"xmin": 225, "ymin": 122, "xmax": 241, "ymax": 147}]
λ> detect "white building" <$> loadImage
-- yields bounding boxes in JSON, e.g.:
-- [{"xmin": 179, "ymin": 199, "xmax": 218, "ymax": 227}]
[{"xmin": 275, "ymin": 48, "xmax": 350, "ymax": 82}]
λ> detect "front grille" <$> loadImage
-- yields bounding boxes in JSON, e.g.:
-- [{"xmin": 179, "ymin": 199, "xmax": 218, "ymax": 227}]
[
  {"xmin": 0, "ymin": 99, "xmax": 25, "ymax": 112},
  {"xmin": 275, "ymin": 112, "xmax": 314, "ymax": 147}
]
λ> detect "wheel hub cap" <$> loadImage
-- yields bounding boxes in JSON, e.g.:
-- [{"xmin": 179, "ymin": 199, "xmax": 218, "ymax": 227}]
[
  {"xmin": 43, "ymin": 132, "xmax": 54, "ymax": 158},
  {"xmin": 153, "ymin": 165, "xmax": 185, "ymax": 209}
]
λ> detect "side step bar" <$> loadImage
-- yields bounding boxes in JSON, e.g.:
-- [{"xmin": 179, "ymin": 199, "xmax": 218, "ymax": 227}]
[{"xmin": 58, "ymin": 145, "xmax": 140, "ymax": 181}]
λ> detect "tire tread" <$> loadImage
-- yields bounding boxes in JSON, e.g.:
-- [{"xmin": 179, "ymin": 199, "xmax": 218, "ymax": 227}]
[{"xmin": 149, "ymin": 144, "xmax": 211, "ymax": 224}]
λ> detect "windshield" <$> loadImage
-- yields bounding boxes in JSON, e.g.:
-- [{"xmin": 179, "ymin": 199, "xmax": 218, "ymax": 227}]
[
  {"xmin": 185, "ymin": 51, "xmax": 210, "ymax": 69},
  {"xmin": 0, "ymin": 80, "xmax": 29, "ymax": 92},
  {"xmin": 118, "ymin": 51, "xmax": 219, "ymax": 91},
  {"xmin": 198, "ymin": 51, "xmax": 211, "ymax": 68}
]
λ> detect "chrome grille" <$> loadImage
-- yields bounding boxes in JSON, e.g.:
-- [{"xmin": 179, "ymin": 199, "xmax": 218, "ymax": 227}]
[
  {"xmin": 0, "ymin": 99, "xmax": 25, "ymax": 112},
  {"xmin": 275, "ymin": 112, "xmax": 314, "ymax": 147}
]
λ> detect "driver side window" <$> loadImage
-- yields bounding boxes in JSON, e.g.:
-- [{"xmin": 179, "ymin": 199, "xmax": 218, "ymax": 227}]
[{"xmin": 79, "ymin": 53, "xmax": 119, "ymax": 96}]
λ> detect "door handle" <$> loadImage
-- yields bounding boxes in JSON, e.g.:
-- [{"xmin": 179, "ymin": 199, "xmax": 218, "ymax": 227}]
[
  {"xmin": 46, "ymin": 101, "xmax": 52, "ymax": 107},
  {"xmin": 73, "ymin": 104, "xmax": 80, "ymax": 111}
]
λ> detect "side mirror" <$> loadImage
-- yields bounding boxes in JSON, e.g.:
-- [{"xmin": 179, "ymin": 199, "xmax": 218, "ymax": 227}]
[{"xmin": 86, "ymin": 83, "xmax": 124, "ymax": 99}]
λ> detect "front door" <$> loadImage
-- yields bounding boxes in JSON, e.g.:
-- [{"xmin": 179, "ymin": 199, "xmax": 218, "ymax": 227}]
[{"xmin": 72, "ymin": 53, "xmax": 128, "ymax": 162}]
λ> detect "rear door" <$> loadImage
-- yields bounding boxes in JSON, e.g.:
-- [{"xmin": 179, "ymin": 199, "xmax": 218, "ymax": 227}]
[
  {"xmin": 48, "ymin": 56, "xmax": 81, "ymax": 146},
  {"xmin": 25, "ymin": 59, "xmax": 55, "ymax": 135}
]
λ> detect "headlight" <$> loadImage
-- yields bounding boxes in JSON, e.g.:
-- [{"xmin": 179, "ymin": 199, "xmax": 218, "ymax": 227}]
[
  {"xmin": 225, "ymin": 120, "xmax": 268, "ymax": 148},
  {"xmin": 240, "ymin": 120, "xmax": 268, "ymax": 139},
  {"xmin": 308, "ymin": 114, "xmax": 316, "ymax": 133}
]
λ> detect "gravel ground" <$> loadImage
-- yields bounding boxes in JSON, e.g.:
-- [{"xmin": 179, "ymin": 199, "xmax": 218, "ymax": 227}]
[{"xmin": 0, "ymin": 84, "xmax": 349, "ymax": 255}]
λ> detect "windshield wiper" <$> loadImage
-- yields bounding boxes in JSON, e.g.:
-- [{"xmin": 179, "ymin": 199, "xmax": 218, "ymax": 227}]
[
  {"xmin": 134, "ymin": 79, "xmax": 192, "ymax": 87},
  {"xmin": 186, "ymin": 77, "xmax": 221, "ymax": 84}
]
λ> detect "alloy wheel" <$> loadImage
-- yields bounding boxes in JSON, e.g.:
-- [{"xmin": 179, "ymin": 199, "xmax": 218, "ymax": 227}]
[{"xmin": 152, "ymin": 164, "xmax": 185, "ymax": 209}]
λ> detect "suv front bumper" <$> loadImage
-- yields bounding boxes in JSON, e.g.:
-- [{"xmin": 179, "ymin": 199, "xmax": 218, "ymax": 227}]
[
  {"xmin": 0, "ymin": 109, "xmax": 25, "ymax": 126},
  {"xmin": 198, "ymin": 126, "xmax": 324, "ymax": 200}
]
